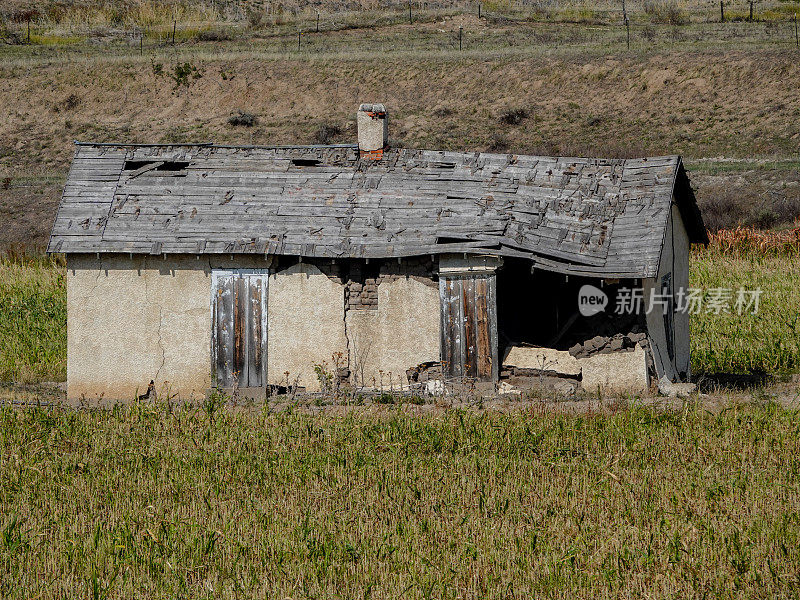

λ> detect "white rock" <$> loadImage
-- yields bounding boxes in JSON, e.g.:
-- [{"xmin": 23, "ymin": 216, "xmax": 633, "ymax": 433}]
[
  {"xmin": 657, "ymin": 377, "xmax": 697, "ymax": 398},
  {"xmin": 497, "ymin": 381, "xmax": 521, "ymax": 396},
  {"xmin": 503, "ymin": 346, "xmax": 581, "ymax": 377},
  {"xmin": 425, "ymin": 380, "xmax": 445, "ymax": 395}
]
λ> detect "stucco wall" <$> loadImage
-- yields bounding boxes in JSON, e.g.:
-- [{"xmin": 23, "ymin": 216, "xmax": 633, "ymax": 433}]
[
  {"xmin": 66, "ymin": 255, "xmax": 441, "ymax": 398},
  {"xmin": 267, "ymin": 262, "xmax": 348, "ymax": 392},
  {"xmin": 66, "ymin": 254, "xmax": 213, "ymax": 400},
  {"xmin": 644, "ymin": 202, "xmax": 691, "ymax": 382},
  {"xmin": 346, "ymin": 276, "xmax": 440, "ymax": 390}
]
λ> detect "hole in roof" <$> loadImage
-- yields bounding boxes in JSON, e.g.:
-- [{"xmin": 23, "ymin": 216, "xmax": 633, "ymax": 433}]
[
  {"xmin": 123, "ymin": 160, "xmax": 190, "ymax": 172},
  {"xmin": 291, "ymin": 159, "xmax": 321, "ymax": 167}
]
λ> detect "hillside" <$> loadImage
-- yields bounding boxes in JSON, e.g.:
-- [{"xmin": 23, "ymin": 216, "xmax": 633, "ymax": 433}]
[{"xmin": 2, "ymin": 6, "xmax": 800, "ymax": 248}]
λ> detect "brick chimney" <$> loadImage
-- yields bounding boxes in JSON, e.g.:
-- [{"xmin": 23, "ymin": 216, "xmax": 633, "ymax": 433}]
[{"xmin": 357, "ymin": 103, "xmax": 388, "ymax": 159}]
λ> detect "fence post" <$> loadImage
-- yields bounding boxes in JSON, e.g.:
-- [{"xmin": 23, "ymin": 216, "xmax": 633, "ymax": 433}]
[
  {"xmin": 478, "ymin": 2, "xmax": 481, "ymax": 18},
  {"xmin": 795, "ymin": 13, "xmax": 799, "ymax": 48},
  {"xmin": 625, "ymin": 17, "xmax": 630, "ymax": 49},
  {"xmin": 720, "ymin": 0, "xmax": 724, "ymax": 22},
  {"xmin": 409, "ymin": 2, "xmax": 412, "ymax": 24},
  {"xmin": 749, "ymin": 0, "xmax": 753, "ymax": 21},
  {"xmin": 172, "ymin": 20, "xmax": 176, "ymax": 44},
  {"xmin": 140, "ymin": 31, "xmax": 143, "ymax": 56},
  {"xmin": 298, "ymin": 30, "xmax": 301, "ymax": 50},
  {"xmin": 459, "ymin": 26, "xmax": 462, "ymax": 50},
  {"xmin": 621, "ymin": 0, "xmax": 628, "ymax": 50},
  {"xmin": 316, "ymin": 11, "xmax": 320, "ymax": 33},
  {"xmin": 27, "ymin": 18, "xmax": 31, "ymax": 43}
]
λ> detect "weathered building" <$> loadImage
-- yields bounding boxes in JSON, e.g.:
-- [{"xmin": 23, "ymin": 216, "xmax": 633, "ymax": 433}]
[{"xmin": 48, "ymin": 104, "xmax": 707, "ymax": 400}]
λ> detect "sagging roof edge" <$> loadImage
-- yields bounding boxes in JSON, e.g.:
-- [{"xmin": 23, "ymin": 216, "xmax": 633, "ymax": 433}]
[{"xmin": 54, "ymin": 247, "xmax": 645, "ymax": 280}]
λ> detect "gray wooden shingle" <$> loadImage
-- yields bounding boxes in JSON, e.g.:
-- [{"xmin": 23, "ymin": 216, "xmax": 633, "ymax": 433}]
[{"xmin": 47, "ymin": 143, "xmax": 707, "ymax": 278}]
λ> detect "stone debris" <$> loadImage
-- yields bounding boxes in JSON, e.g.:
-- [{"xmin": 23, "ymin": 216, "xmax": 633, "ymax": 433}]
[
  {"xmin": 503, "ymin": 346, "xmax": 581, "ymax": 377},
  {"xmin": 568, "ymin": 330, "xmax": 648, "ymax": 359},
  {"xmin": 658, "ymin": 378, "xmax": 697, "ymax": 398},
  {"xmin": 497, "ymin": 381, "xmax": 521, "ymax": 396},
  {"xmin": 425, "ymin": 380, "xmax": 446, "ymax": 395},
  {"xmin": 552, "ymin": 380, "xmax": 577, "ymax": 396}
]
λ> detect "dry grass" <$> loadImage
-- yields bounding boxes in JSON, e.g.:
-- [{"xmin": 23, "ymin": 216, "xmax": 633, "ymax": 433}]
[
  {"xmin": 1, "ymin": 400, "xmax": 800, "ymax": 598},
  {"xmin": 708, "ymin": 221, "xmax": 800, "ymax": 255}
]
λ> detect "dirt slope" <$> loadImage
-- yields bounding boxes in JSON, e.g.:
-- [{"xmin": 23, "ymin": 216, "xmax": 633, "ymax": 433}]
[{"xmin": 1, "ymin": 49, "xmax": 799, "ymax": 248}]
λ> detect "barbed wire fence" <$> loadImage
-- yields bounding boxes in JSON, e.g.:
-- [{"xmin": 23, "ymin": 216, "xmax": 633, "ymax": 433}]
[{"xmin": 3, "ymin": 1, "xmax": 800, "ymax": 53}]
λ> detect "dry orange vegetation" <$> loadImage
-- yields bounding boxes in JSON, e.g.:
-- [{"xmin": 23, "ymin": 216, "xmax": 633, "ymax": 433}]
[{"xmin": 709, "ymin": 220, "xmax": 800, "ymax": 255}]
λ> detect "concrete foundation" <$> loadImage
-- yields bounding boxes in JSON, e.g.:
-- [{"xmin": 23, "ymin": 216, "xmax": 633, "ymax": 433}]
[{"xmin": 578, "ymin": 345, "xmax": 649, "ymax": 393}]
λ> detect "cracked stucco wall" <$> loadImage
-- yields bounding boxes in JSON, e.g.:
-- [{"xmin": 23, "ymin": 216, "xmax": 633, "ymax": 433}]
[
  {"xmin": 66, "ymin": 255, "xmax": 442, "ymax": 398},
  {"xmin": 66, "ymin": 254, "xmax": 214, "ymax": 400},
  {"xmin": 346, "ymin": 276, "xmax": 440, "ymax": 390}
]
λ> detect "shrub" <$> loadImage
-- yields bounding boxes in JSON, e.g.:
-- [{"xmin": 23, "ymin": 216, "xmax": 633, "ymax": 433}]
[
  {"xmin": 63, "ymin": 93, "xmax": 80, "ymax": 111},
  {"xmin": 171, "ymin": 62, "xmax": 202, "ymax": 88},
  {"xmin": 487, "ymin": 134, "xmax": 509, "ymax": 153},
  {"xmin": 312, "ymin": 123, "xmax": 342, "ymax": 144},
  {"xmin": 228, "ymin": 110, "xmax": 257, "ymax": 127},
  {"xmin": 644, "ymin": 0, "xmax": 689, "ymax": 25},
  {"xmin": 498, "ymin": 107, "xmax": 528, "ymax": 125},
  {"xmin": 194, "ymin": 28, "xmax": 233, "ymax": 42}
]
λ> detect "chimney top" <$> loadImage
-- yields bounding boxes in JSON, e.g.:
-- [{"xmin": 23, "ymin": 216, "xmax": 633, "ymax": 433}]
[{"xmin": 357, "ymin": 103, "xmax": 388, "ymax": 158}]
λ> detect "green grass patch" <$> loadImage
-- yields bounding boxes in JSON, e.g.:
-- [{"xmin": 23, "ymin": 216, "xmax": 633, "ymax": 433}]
[
  {"xmin": 0, "ymin": 254, "xmax": 66, "ymax": 382},
  {"xmin": 1, "ymin": 403, "xmax": 799, "ymax": 597},
  {"xmin": 690, "ymin": 249, "xmax": 800, "ymax": 375}
]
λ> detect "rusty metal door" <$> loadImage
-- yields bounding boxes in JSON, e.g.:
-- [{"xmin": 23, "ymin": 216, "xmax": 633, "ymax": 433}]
[
  {"xmin": 211, "ymin": 270, "xmax": 268, "ymax": 389},
  {"xmin": 439, "ymin": 274, "xmax": 498, "ymax": 382}
]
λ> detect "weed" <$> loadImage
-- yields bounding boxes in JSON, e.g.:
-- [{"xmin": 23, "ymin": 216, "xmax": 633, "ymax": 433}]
[
  {"xmin": 170, "ymin": 61, "xmax": 202, "ymax": 88},
  {"xmin": 312, "ymin": 122, "xmax": 342, "ymax": 144},
  {"xmin": 498, "ymin": 107, "xmax": 528, "ymax": 125},
  {"xmin": 227, "ymin": 109, "xmax": 257, "ymax": 127}
]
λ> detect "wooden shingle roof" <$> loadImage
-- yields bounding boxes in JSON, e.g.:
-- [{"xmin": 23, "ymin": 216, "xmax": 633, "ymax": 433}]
[{"xmin": 47, "ymin": 142, "xmax": 706, "ymax": 278}]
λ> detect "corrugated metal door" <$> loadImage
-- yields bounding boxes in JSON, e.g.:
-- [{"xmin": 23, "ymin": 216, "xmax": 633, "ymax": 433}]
[
  {"xmin": 439, "ymin": 274, "xmax": 498, "ymax": 381},
  {"xmin": 211, "ymin": 270, "xmax": 268, "ymax": 389}
]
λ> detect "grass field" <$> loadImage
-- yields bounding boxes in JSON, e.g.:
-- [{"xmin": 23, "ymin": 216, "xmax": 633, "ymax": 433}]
[
  {"xmin": 0, "ymin": 253, "xmax": 65, "ymax": 383},
  {"xmin": 1, "ymin": 401, "xmax": 799, "ymax": 598},
  {"xmin": 1, "ymin": 247, "xmax": 799, "ymax": 384}
]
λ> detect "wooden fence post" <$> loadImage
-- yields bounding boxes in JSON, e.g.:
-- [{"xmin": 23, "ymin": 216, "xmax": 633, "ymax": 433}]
[
  {"xmin": 459, "ymin": 26, "xmax": 462, "ymax": 50},
  {"xmin": 172, "ymin": 20, "xmax": 176, "ymax": 44},
  {"xmin": 626, "ymin": 17, "xmax": 630, "ymax": 49},
  {"xmin": 409, "ymin": 2, "xmax": 412, "ymax": 24},
  {"xmin": 795, "ymin": 13, "xmax": 799, "ymax": 48},
  {"xmin": 720, "ymin": 0, "xmax": 725, "ymax": 22}
]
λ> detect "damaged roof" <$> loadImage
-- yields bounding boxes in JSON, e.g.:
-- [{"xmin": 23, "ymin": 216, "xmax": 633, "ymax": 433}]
[{"xmin": 47, "ymin": 142, "xmax": 707, "ymax": 278}]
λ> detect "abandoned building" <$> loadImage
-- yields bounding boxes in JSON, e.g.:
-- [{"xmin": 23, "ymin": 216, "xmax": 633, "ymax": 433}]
[{"xmin": 47, "ymin": 104, "xmax": 707, "ymax": 400}]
